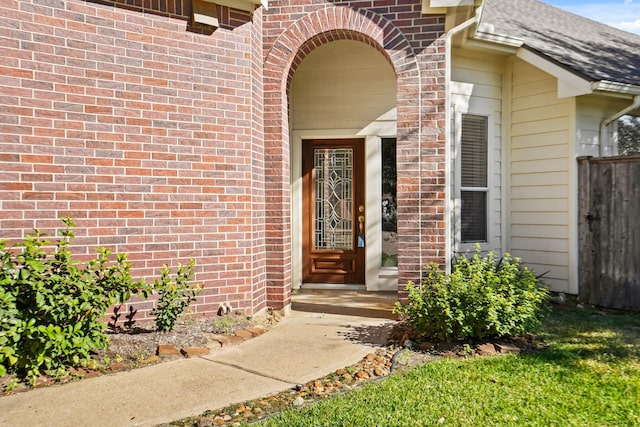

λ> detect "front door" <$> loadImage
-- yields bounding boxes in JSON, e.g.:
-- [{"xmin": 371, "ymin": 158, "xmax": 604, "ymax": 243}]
[{"xmin": 302, "ymin": 139, "xmax": 365, "ymax": 284}]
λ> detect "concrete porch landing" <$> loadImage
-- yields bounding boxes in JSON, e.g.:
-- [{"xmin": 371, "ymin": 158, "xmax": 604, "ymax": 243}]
[{"xmin": 291, "ymin": 289, "xmax": 399, "ymax": 320}]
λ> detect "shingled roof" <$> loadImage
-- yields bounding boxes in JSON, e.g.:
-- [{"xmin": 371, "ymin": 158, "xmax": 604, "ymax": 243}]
[{"xmin": 477, "ymin": 0, "xmax": 640, "ymax": 89}]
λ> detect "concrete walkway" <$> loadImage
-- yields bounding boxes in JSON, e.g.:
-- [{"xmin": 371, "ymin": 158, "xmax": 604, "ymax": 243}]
[{"xmin": 0, "ymin": 307, "xmax": 394, "ymax": 427}]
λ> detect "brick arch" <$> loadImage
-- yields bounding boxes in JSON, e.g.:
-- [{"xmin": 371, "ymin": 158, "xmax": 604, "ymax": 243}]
[
  {"xmin": 265, "ymin": 7, "xmax": 418, "ymax": 92},
  {"xmin": 263, "ymin": 6, "xmax": 427, "ymax": 308}
]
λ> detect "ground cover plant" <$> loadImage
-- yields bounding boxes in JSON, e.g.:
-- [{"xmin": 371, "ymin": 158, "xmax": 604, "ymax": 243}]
[{"xmin": 253, "ymin": 306, "xmax": 640, "ymax": 426}]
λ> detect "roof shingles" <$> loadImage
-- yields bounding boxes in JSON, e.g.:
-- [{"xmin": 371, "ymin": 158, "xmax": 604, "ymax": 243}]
[{"xmin": 478, "ymin": 0, "xmax": 640, "ymax": 87}]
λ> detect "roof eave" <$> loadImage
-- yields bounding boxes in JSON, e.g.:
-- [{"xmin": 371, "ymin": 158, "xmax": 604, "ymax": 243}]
[
  {"xmin": 593, "ymin": 81, "xmax": 640, "ymax": 97},
  {"xmin": 474, "ymin": 25, "xmax": 523, "ymax": 47},
  {"xmin": 516, "ymin": 47, "xmax": 594, "ymax": 98},
  {"xmin": 472, "ymin": 30, "xmax": 593, "ymax": 97},
  {"xmin": 473, "ymin": 29, "xmax": 640, "ymax": 99}
]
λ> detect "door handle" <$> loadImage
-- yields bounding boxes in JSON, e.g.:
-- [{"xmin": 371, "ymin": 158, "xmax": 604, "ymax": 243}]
[
  {"xmin": 357, "ymin": 205, "xmax": 365, "ymax": 247},
  {"xmin": 358, "ymin": 205, "xmax": 365, "ymax": 233}
]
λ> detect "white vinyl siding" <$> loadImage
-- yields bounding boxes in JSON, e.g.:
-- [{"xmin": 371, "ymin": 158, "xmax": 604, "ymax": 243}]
[
  {"xmin": 508, "ymin": 58, "xmax": 572, "ymax": 292},
  {"xmin": 451, "ymin": 48, "xmax": 502, "ymax": 254},
  {"xmin": 576, "ymin": 96, "xmax": 632, "ymax": 157}
]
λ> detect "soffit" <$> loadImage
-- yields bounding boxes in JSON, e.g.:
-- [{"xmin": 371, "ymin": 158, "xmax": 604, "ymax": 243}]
[{"xmin": 192, "ymin": 0, "xmax": 267, "ymax": 28}]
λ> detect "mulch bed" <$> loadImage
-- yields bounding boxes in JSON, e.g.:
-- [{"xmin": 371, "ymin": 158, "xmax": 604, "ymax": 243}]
[{"xmin": 0, "ymin": 310, "xmax": 281, "ymax": 395}]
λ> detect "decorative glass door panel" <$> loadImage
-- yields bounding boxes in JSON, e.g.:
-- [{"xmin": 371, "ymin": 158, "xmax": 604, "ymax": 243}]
[
  {"xmin": 314, "ymin": 148, "xmax": 353, "ymax": 250},
  {"xmin": 302, "ymin": 139, "xmax": 365, "ymax": 284}
]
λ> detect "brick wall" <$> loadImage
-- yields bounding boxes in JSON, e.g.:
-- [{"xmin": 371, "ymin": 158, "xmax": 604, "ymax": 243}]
[
  {"xmin": 0, "ymin": 0, "xmax": 267, "ymax": 320},
  {"xmin": 0, "ymin": 0, "xmax": 447, "ymax": 318}
]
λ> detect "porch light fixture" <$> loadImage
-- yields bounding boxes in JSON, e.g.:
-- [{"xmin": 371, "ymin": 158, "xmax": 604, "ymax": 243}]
[{"xmin": 192, "ymin": 0, "xmax": 268, "ymax": 28}]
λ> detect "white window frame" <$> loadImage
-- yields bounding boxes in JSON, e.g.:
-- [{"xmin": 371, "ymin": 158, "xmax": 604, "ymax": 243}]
[{"xmin": 454, "ymin": 112, "xmax": 496, "ymax": 253}]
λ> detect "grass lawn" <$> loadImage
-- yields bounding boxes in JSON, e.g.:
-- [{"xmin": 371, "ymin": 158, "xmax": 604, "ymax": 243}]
[{"xmin": 257, "ymin": 307, "xmax": 640, "ymax": 426}]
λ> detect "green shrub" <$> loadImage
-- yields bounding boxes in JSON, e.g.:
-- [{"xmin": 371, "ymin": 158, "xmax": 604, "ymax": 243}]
[
  {"xmin": 0, "ymin": 218, "xmax": 145, "ymax": 383},
  {"xmin": 395, "ymin": 246, "xmax": 549, "ymax": 341},
  {"xmin": 150, "ymin": 260, "xmax": 201, "ymax": 332},
  {"xmin": 0, "ymin": 273, "xmax": 21, "ymax": 378}
]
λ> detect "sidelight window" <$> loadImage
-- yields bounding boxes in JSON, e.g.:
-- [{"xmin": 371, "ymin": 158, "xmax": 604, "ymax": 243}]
[{"xmin": 381, "ymin": 138, "xmax": 398, "ymax": 267}]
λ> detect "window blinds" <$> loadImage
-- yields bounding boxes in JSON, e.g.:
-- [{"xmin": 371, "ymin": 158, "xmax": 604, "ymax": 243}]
[
  {"xmin": 461, "ymin": 115, "xmax": 488, "ymax": 187},
  {"xmin": 460, "ymin": 115, "xmax": 488, "ymax": 242}
]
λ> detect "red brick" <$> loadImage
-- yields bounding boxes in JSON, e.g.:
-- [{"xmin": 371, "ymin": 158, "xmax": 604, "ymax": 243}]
[
  {"xmin": 157, "ymin": 345, "xmax": 181, "ymax": 358},
  {"xmin": 180, "ymin": 347, "xmax": 211, "ymax": 357},
  {"xmin": 0, "ymin": 66, "xmax": 34, "ymax": 79}
]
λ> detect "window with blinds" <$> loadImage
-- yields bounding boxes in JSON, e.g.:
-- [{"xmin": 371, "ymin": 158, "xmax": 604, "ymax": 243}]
[{"xmin": 460, "ymin": 114, "xmax": 488, "ymax": 243}]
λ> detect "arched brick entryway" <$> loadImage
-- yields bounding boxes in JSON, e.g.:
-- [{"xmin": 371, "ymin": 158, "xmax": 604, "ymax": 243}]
[{"xmin": 263, "ymin": 5, "xmax": 446, "ymax": 309}]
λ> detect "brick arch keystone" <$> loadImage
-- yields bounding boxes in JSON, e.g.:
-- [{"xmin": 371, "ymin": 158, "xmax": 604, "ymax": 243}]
[{"xmin": 263, "ymin": 6, "xmax": 423, "ymax": 308}]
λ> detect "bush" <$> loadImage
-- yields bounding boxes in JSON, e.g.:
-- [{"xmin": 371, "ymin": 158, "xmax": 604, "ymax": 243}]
[
  {"xmin": 0, "ymin": 218, "xmax": 145, "ymax": 383},
  {"xmin": 150, "ymin": 260, "xmax": 201, "ymax": 332},
  {"xmin": 395, "ymin": 246, "xmax": 549, "ymax": 342}
]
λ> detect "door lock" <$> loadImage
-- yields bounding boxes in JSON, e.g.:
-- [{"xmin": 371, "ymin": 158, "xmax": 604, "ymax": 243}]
[{"xmin": 357, "ymin": 205, "xmax": 365, "ymax": 247}]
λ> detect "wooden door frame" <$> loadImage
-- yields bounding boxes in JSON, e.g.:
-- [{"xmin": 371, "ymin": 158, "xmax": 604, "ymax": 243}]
[{"xmin": 302, "ymin": 138, "xmax": 365, "ymax": 284}]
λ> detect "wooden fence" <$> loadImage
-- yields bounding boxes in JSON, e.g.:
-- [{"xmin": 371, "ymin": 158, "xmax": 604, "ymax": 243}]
[{"xmin": 578, "ymin": 155, "xmax": 640, "ymax": 310}]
